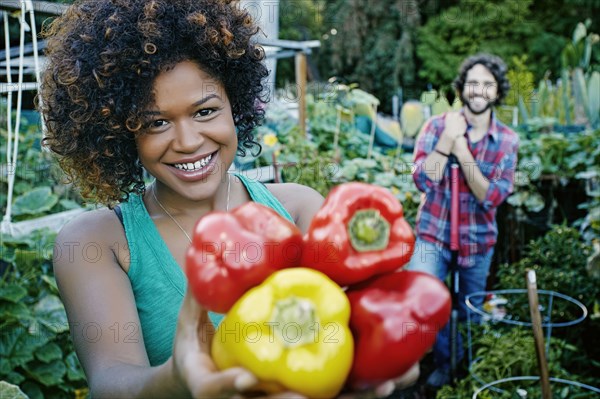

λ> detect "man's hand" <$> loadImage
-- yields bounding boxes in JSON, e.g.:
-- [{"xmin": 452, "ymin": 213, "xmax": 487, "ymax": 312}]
[
  {"xmin": 451, "ymin": 135, "xmax": 470, "ymax": 160},
  {"xmin": 443, "ymin": 112, "xmax": 467, "ymax": 141},
  {"xmin": 435, "ymin": 112, "xmax": 467, "ymax": 155}
]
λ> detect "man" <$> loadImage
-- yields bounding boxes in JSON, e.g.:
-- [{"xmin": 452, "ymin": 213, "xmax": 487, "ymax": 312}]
[{"xmin": 408, "ymin": 53, "xmax": 519, "ymax": 388}]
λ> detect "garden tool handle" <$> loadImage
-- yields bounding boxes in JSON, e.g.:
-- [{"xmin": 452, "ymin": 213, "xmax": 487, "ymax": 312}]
[
  {"xmin": 526, "ymin": 269, "xmax": 552, "ymax": 399},
  {"xmin": 449, "ymin": 158, "xmax": 459, "ymax": 251},
  {"xmin": 448, "ymin": 155, "xmax": 460, "ymax": 383}
]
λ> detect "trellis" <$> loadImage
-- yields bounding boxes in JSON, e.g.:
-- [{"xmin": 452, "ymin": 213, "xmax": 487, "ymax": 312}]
[{"xmin": 1, "ymin": 1, "xmax": 83, "ymax": 238}]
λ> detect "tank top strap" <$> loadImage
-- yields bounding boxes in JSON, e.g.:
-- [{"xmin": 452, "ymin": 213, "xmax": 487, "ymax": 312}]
[{"xmin": 232, "ymin": 172, "xmax": 294, "ymax": 223}]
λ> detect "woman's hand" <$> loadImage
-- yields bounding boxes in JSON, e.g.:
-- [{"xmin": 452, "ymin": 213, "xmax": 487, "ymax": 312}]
[
  {"xmin": 172, "ymin": 288, "xmax": 258, "ymax": 398},
  {"xmin": 172, "ymin": 288, "xmax": 306, "ymax": 399},
  {"xmin": 339, "ymin": 363, "xmax": 420, "ymax": 399}
]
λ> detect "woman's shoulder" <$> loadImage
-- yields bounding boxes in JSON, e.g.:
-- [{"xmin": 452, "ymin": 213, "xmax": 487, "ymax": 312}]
[
  {"xmin": 54, "ymin": 207, "xmax": 129, "ymax": 269},
  {"xmin": 57, "ymin": 207, "xmax": 120, "ymax": 240},
  {"xmin": 265, "ymin": 183, "xmax": 324, "ymax": 232}
]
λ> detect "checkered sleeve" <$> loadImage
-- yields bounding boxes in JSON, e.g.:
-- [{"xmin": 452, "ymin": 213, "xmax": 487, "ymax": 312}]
[
  {"xmin": 480, "ymin": 133, "xmax": 519, "ymax": 211},
  {"xmin": 412, "ymin": 118, "xmax": 442, "ymax": 194}
]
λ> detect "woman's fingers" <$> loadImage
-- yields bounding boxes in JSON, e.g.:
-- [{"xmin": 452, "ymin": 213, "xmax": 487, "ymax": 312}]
[
  {"xmin": 266, "ymin": 391, "xmax": 306, "ymax": 399},
  {"xmin": 231, "ymin": 391, "xmax": 306, "ymax": 399},
  {"xmin": 374, "ymin": 381, "xmax": 395, "ymax": 398},
  {"xmin": 177, "ymin": 287, "xmax": 202, "ymax": 336},
  {"xmin": 393, "ymin": 363, "xmax": 420, "ymax": 390},
  {"xmin": 177, "ymin": 287, "xmax": 215, "ymax": 353},
  {"xmin": 186, "ymin": 367, "xmax": 257, "ymax": 399},
  {"xmin": 339, "ymin": 363, "xmax": 421, "ymax": 399}
]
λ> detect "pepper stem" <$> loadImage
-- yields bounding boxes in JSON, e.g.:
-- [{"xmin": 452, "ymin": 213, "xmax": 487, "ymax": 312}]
[
  {"xmin": 347, "ymin": 209, "xmax": 390, "ymax": 252},
  {"xmin": 270, "ymin": 296, "xmax": 319, "ymax": 348}
]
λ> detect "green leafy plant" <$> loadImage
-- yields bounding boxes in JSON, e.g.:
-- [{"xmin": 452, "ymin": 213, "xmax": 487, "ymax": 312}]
[
  {"xmin": 494, "ymin": 225, "xmax": 600, "ymax": 379},
  {"xmin": 0, "ymin": 107, "xmax": 84, "ymax": 221},
  {"xmin": 335, "ymin": 153, "xmax": 421, "ymax": 226},
  {"xmin": 437, "ymin": 325, "xmax": 596, "ymax": 399},
  {"xmin": 496, "ymin": 226, "xmax": 594, "ymax": 305},
  {"xmin": 518, "ymin": 21, "xmax": 599, "ymax": 130},
  {"xmin": 0, "ymin": 381, "xmax": 28, "ymax": 399},
  {"xmin": 1, "ymin": 229, "xmax": 87, "ymax": 399},
  {"xmin": 508, "ymin": 128, "xmax": 600, "ymax": 219},
  {"xmin": 279, "ymin": 132, "xmax": 336, "ymax": 197},
  {"xmin": 417, "ymin": 0, "xmax": 539, "ymax": 93}
]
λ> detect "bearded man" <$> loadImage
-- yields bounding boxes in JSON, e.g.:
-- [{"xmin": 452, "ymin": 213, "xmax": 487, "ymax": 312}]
[{"xmin": 407, "ymin": 53, "xmax": 519, "ymax": 389}]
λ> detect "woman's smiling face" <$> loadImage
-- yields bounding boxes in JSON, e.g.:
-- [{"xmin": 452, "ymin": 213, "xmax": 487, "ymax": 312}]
[{"xmin": 136, "ymin": 60, "xmax": 237, "ymax": 201}]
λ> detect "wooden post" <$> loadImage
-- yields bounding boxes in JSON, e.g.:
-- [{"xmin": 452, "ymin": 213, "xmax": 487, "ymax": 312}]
[
  {"xmin": 295, "ymin": 52, "xmax": 307, "ymax": 137},
  {"xmin": 526, "ymin": 269, "xmax": 552, "ymax": 399},
  {"xmin": 367, "ymin": 104, "xmax": 378, "ymax": 160}
]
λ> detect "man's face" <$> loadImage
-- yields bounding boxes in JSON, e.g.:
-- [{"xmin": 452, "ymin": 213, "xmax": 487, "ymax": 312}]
[{"xmin": 460, "ymin": 64, "xmax": 498, "ymax": 115}]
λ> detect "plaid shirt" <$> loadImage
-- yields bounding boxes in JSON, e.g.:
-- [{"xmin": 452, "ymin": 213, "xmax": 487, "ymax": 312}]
[{"xmin": 412, "ymin": 111, "xmax": 519, "ymax": 267}]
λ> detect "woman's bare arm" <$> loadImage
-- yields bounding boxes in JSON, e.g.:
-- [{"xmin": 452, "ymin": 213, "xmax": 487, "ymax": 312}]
[{"xmin": 53, "ymin": 209, "xmax": 191, "ymax": 398}]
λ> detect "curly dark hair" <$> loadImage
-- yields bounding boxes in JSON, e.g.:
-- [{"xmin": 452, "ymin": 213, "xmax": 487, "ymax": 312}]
[
  {"xmin": 452, "ymin": 53, "xmax": 510, "ymax": 105},
  {"xmin": 40, "ymin": 0, "xmax": 268, "ymax": 206}
]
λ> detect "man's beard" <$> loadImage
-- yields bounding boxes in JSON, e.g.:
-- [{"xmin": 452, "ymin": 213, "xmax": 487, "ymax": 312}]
[{"xmin": 461, "ymin": 94, "xmax": 496, "ymax": 115}]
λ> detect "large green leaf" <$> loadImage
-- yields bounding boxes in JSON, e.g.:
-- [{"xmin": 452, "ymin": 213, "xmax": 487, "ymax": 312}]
[
  {"xmin": 12, "ymin": 187, "xmax": 58, "ymax": 216},
  {"xmin": 0, "ymin": 302, "xmax": 32, "ymax": 323},
  {"xmin": 58, "ymin": 199, "xmax": 80, "ymax": 210},
  {"xmin": 524, "ymin": 192, "xmax": 546, "ymax": 213},
  {"xmin": 33, "ymin": 296, "xmax": 68, "ymax": 333},
  {"xmin": 2, "ymin": 371, "xmax": 26, "ymax": 385},
  {"xmin": 13, "ymin": 249, "xmax": 42, "ymax": 272},
  {"xmin": 0, "ymin": 381, "xmax": 29, "ymax": 399},
  {"xmin": 20, "ymin": 381, "xmax": 42, "ymax": 399},
  {"xmin": 23, "ymin": 359, "xmax": 66, "ymax": 387},
  {"xmin": 35, "ymin": 343, "xmax": 63, "ymax": 363},
  {"xmin": 0, "ymin": 327, "xmax": 46, "ymax": 369},
  {"xmin": 0, "ymin": 327, "xmax": 21, "ymax": 358},
  {"xmin": 65, "ymin": 353, "xmax": 85, "ymax": 382},
  {"xmin": 40, "ymin": 276, "xmax": 59, "ymax": 295},
  {"xmin": 0, "ymin": 285, "xmax": 28, "ymax": 303}
]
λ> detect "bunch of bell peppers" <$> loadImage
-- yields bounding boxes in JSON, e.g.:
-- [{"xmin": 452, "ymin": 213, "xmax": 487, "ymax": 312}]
[{"xmin": 186, "ymin": 183, "xmax": 451, "ymax": 397}]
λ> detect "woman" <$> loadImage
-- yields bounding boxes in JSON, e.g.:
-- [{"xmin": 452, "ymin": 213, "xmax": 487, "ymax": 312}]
[{"xmin": 41, "ymin": 0, "xmax": 417, "ymax": 396}]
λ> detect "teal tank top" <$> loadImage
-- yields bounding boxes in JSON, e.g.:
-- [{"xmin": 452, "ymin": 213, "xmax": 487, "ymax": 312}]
[{"xmin": 120, "ymin": 173, "xmax": 293, "ymax": 366}]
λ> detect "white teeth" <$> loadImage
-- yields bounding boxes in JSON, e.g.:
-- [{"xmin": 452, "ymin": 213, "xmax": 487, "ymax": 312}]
[{"xmin": 173, "ymin": 154, "xmax": 212, "ymax": 171}]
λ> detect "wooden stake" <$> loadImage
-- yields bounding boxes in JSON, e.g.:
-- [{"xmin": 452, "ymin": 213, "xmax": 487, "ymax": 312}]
[
  {"xmin": 334, "ymin": 106, "xmax": 341, "ymax": 163},
  {"xmin": 367, "ymin": 104, "xmax": 378, "ymax": 160},
  {"xmin": 526, "ymin": 269, "xmax": 552, "ymax": 399},
  {"xmin": 295, "ymin": 52, "xmax": 307, "ymax": 138}
]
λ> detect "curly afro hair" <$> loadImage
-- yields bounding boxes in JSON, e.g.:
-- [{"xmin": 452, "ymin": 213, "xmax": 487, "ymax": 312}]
[
  {"xmin": 452, "ymin": 53, "xmax": 510, "ymax": 105},
  {"xmin": 40, "ymin": 0, "xmax": 269, "ymax": 206}
]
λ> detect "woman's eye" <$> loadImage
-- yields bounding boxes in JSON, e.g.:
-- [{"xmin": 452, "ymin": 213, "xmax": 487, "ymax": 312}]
[
  {"xmin": 196, "ymin": 108, "xmax": 216, "ymax": 118},
  {"xmin": 148, "ymin": 119, "xmax": 168, "ymax": 128}
]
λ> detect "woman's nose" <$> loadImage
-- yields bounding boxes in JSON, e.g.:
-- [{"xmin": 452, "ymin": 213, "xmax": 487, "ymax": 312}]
[{"xmin": 172, "ymin": 120, "xmax": 204, "ymax": 152}]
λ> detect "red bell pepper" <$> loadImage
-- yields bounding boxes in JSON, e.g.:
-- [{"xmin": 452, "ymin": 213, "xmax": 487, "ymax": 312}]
[
  {"xmin": 346, "ymin": 270, "xmax": 451, "ymax": 386},
  {"xmin": 301, "ymin": 182, "xmax": 415, "ymax": 286},
  {"xmin": 185, "ymin": 202, "xmax": 303, "ymax": 313}
]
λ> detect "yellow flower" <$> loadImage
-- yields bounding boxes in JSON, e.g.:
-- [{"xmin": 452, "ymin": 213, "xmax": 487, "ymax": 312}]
[
  {"xmin": 263, "ymin": 133, "xmax": 278, "ymax": 148},
  {"xmin": 391, "ymin": 186, "xmax": 400, "ymax": 195}
]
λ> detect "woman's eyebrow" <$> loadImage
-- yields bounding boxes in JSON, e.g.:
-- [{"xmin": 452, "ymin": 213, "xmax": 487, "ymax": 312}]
[
  {"xmin": 142, "ymin": 94, "xmax": 223, "ymax": 115},
  {"xmin": 192, "ymin": 93, "xmax": 222, "ymax": 107}
]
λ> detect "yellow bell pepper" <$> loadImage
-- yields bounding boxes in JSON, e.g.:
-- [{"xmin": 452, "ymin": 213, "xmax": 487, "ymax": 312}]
[{"xmin": 211, "ymin": 268, "xmax": 354, "ymax": 398}]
